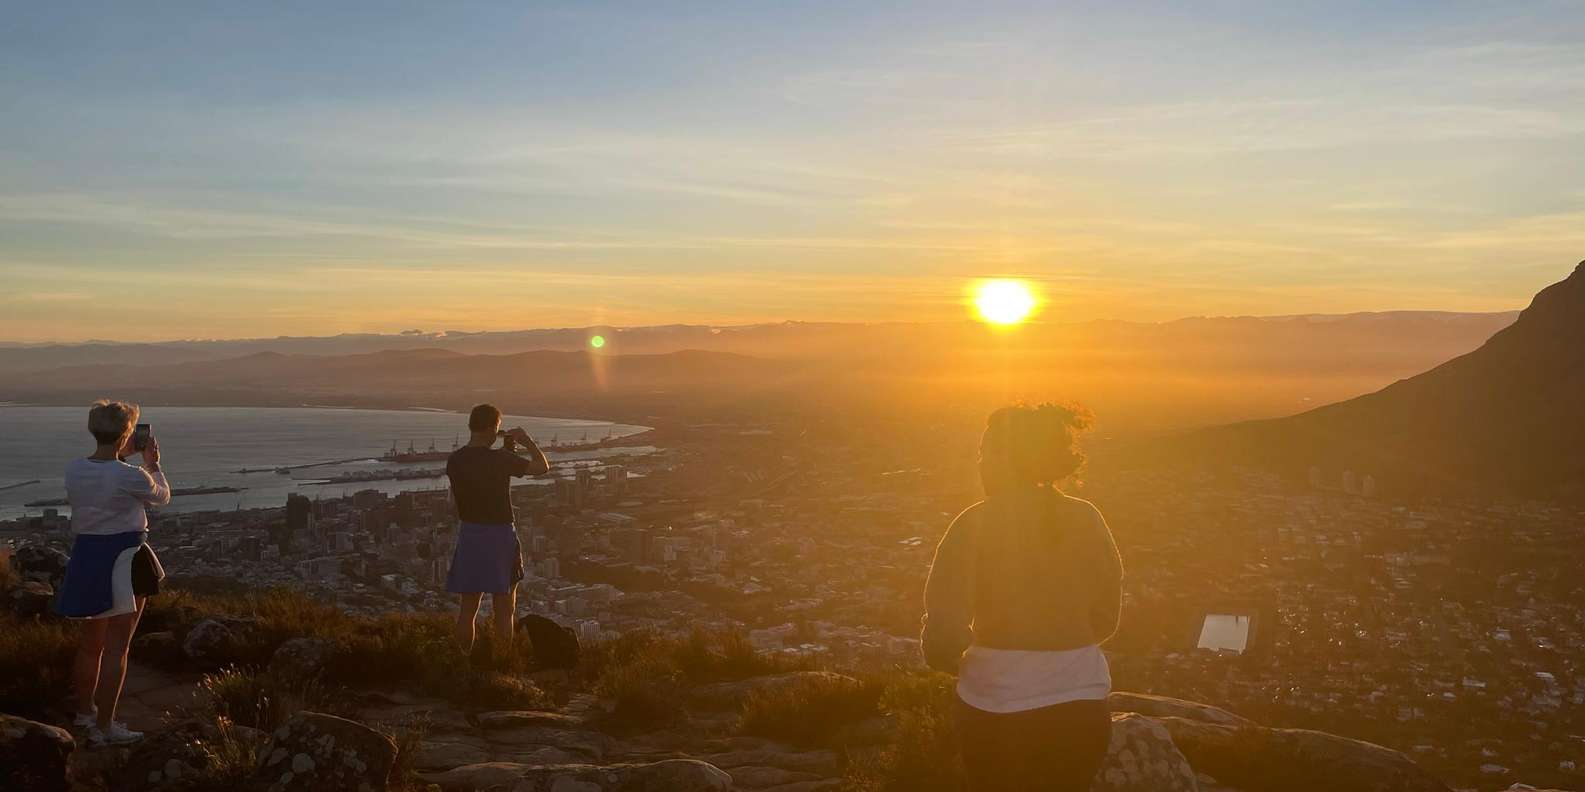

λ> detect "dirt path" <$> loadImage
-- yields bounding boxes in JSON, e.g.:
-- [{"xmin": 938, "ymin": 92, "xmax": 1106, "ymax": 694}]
[{"xmin": 114, "ymin": 662, "xmax": 200, "ymax": 731}]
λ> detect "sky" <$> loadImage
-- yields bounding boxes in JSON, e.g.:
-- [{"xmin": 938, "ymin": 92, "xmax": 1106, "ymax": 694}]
[{"xmin": 3, "ymin": 1, "xmax": 1584, "ymax": 342}]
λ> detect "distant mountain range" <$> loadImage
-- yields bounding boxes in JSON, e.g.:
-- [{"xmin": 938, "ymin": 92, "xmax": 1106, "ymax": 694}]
[
  {"xmin": 0, "ymin": 312, "xmax": 1516, "ymax": 375},
  {"xmin": 1193, "ymin": 261, "xmax": 1585, "ymax": 499},
  {"xmin": 0, "ymin": 311, "xmax": 1526, "ymax": 436}
]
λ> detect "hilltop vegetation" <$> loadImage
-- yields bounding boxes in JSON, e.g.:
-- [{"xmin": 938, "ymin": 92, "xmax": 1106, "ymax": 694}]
[{"xmin": 0, "ymin": 578, "xmax": 1473, "ymax": 792}]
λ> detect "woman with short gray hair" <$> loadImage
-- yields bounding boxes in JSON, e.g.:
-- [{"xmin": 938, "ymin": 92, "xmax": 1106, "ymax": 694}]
[{"xmin": 56, "ymin": 399, "xmax": 170, "ymax": 746}]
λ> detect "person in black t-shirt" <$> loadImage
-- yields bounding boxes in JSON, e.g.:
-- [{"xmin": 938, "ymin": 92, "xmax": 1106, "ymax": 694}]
[{"xmin": 445, "ymin": 403, "xmax": 550, "ymax": 655}]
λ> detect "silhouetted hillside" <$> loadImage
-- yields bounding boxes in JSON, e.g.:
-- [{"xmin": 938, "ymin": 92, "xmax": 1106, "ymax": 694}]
[{"xmin": 1194, "ymin": 261, "xmax": 1585, "ymax": 499}]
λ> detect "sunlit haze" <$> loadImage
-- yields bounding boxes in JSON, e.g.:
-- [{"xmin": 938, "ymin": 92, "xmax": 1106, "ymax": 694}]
[{"xmin": 3, "ymin": 3, "xmax": 1583, "ymax": 342}]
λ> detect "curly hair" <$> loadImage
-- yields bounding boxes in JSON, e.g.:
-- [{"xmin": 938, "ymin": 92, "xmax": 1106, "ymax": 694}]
[{"xmin": 979, "ymin": 402, "xmax": 1094, "ymax": 494}]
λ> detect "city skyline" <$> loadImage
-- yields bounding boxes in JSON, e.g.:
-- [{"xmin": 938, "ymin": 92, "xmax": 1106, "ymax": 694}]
[{"xmin": 4, "ymin": 2, "xmax": 1585, "ymax": 341}]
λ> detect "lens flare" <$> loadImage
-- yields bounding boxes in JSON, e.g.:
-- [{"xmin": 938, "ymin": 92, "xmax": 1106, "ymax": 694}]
[
  {"xmin": 589, "ymin": 335, "xmax": 606, "ymax": 349},
  {"xmin": 973, "ymin": 280, "xmax": 1038, "ymax": 325}
]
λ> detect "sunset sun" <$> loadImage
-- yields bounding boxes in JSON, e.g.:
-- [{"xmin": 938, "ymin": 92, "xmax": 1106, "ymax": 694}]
[{"xmin": 973, "ymin": 279, "xmax": 1039, "ymax": 325}]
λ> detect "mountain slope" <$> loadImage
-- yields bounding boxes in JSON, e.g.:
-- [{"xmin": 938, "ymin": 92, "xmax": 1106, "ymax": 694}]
[{"xmin": 1200, "ymin": 261, "xmax": 1585, "ymax": 498}]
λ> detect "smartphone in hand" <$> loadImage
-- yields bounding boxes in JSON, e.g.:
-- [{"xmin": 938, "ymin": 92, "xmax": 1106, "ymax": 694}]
[{"xmin": 133, "ymin": 423, "xmax": 151, "ymax": 451}]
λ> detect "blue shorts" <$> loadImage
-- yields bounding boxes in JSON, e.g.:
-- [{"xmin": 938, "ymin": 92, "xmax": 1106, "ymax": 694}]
[{"xmin": 446, "ymin": 522, "xmax": 523, "ymax": 594}]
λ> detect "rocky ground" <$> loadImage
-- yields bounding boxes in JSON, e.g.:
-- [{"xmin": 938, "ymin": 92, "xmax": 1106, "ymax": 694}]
[
  {"xmin": 0, "ymin": 546, "xmax": 1559, "ymax": 792},
  {"xmin": 3, "ymin": 657, "xmax": 1493, "ymax": 792}
]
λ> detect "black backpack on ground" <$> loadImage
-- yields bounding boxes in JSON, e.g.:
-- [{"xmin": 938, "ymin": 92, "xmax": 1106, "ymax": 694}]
[{"xmin": 519, "ymin": 614, "xmax": 580, "ymax": 669}]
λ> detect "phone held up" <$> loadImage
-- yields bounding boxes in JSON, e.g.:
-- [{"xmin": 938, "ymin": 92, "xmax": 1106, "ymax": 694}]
[{"xmin": 132, "ymin": 423, "xmax": 151, "ymax": 451}]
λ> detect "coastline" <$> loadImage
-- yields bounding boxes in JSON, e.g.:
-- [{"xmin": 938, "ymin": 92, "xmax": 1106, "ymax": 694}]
[{"xmin": 0, "ymin": 406, "xmax": 656, "ymax": 521}]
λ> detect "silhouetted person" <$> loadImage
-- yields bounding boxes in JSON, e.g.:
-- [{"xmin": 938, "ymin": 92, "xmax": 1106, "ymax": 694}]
[
  {"xmin": 57, "ymin": 400, "xmax": 170, "ymax": 746},
  {"xmin": 446, "ymin": 404, "xmax": 550, "ymax": 659},
  {"xmin": 922, "ymin": 403, "xmax": 1123, "ymax": 791}
]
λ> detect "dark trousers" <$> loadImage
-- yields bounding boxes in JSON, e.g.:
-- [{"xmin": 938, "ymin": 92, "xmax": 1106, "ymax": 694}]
[{"xmin": 957, "ymin": 697, "xmax": 1111, "ymax": 792}]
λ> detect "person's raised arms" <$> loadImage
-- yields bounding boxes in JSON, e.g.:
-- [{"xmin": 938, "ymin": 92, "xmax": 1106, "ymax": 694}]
[{"xmin": 505, "ymin": 427, "xmax": 551, "ymax": 476}]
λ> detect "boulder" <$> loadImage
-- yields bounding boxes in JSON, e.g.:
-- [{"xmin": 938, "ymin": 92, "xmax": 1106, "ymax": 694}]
[
  {"xmin": 110, "ymin": 722, "xmax": 213, "ymax": 792},
  {"xmin": 0, "ymin": 712, "xmax": 76, "ymax": 792},
  {"xmin": 474, "ymin": 709, "xmax": 584, "ymax": 730},
  {"xmin": 182, "ymin": 616, "xmax": 259, "ymax": 665},
  {"xmin": 703, "ymin": 748, "xmax": 840, "ymax": 776},
  {"xmin": 1107, "ymin": 692, "xmax": 1255, "ymax": 728},
  {"xmin": 479, "ymin": 725, "xmax": 609, "ymax": 760},
  {"xmin": 1156, "ymin": 716, "xmax": 1451, "ymax": 792},
  {"xmin": 689, "ymin": 672, "xmax": 861, "ymax": 711},
  {"xmin": 728, "ymin": 764, "xmax": 823, "ymax": 788},
  {"xmin": 425, "ymin": 759, "xmax": 731, "ymax": 791},
  {"xmin": 519, "ymin": 614, "xmax": 580, "ymax": 669},
  {"xmin": 268, "ymin": 637, "xmax": 333, "ymax": 682},
  {"xmin": 131, "ymin": 630, "xmax": 179, "ymax": 658},
  {"xmin": 10, "ymin": 580, "xmax": 56, "ymax": 618},
  {"xmin": 1092, "ymin": 713, "xmax": 1199, "ymax": 792},
  {"xmin": 254, "ymin": 711, "xmax": 397, "ymax": 792},
  {"xmin": 412, "ymin": 738, "xmax": 491, "ymax": 772},
  {"xmin": 14, "ymin": 544, "xmax": 69, "ymax": 588}
]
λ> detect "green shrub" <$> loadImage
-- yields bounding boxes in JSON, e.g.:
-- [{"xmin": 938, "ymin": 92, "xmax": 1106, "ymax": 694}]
[
  {"xmin": 594, "ymin": 649, "xmax": 685, "ymax": 729},
  {"xmin": 586, "ymin": 629, "xmax": 819, "ymax": 730},
  {"xmin": 0, "ymin": 615, "xmax": 77, "ymax": 717},
  {"xmin": 840, "ymin": 672, "xmax": 961, "ymax": 792},
  {"xmin": 676, "ymin": 628, "xmax": 808, "ymax": 682},
  {"xmin": 739, "ymin": 675, "xmax": 884, "ymax": 747}
]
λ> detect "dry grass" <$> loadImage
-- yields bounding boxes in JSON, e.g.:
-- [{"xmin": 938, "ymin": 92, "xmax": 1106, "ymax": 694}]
[
  {"xmin": 0, "ymin": 614, "xmax": 78, "ymax": 717},
  {"xmin": 586, "ymin": 628, "xmax": 815, "ymax": 730},
  {"xmin": 738, "ymin": 674, "xmax": 884, "ymax": 747},
  {"xmin": 190, "ymin": 665, "xmax": 343, "ymax": 730},
  {"xmin": 840, "ymin": 672, "xmax": 962, "ymax": 792}
]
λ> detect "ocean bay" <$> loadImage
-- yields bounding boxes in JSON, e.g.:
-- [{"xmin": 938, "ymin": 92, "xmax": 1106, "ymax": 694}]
[{"xmin": 0, "ymin": 405, "xmax": 650, "ymax": 520}]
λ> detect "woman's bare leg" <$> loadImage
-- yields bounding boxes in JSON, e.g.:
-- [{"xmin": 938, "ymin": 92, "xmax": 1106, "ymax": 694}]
[
  {"xmin": 455, "ymin": 593, "xmax": 483, "ymax": 653},
  {"xmin": 95, "ymin": 598, "xmax": 144, "ymax": 729},
  {"xmin": 74, "ymin": 618, "xmax": 110, "ymax": 718},
  {"xmin": 491, "ymin": 589, "xmax": 516, "ymax": 653}
]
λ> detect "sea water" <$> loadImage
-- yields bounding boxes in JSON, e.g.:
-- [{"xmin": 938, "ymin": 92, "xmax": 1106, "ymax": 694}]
[{"xmin": 0, "ymin": 405, "xmax": 650, "ymax": 520}]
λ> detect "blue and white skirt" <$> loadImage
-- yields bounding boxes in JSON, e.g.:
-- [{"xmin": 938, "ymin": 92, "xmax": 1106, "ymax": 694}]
[
  {"xmin": 56, "ymin": 531, "xmax": 165, "ymax": 619},
  {"xmin": 446, "ymin": 522, "xmax": 524, "ymax": 594}
]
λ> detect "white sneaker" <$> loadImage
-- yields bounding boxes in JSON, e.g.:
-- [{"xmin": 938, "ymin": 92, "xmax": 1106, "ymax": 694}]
[
  {"xmin": 72, "ymin": 710, "xmax": 97, "ymax": 730},
  {"xmin": 88, "ymin": 722, "xmax": 143, "ymax": 746}
]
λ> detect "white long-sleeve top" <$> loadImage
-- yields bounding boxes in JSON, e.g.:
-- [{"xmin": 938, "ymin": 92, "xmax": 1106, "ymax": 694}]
[{"xmin": 64, "ymin": 458, "xmax": 171, "ymax": 535}]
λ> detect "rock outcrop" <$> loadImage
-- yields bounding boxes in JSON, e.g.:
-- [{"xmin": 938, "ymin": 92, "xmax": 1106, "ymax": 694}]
[
  {"xmin": 9, "ymin": 579, "xmax": 55, "ymax": 618},
  {"xmin": 267, "ymin": 637, "xmax": 333, "ymax": 682},
  {"xmin": 1107, "ymin": 692, "xmax": 1255, "ymax": 728},
  {"xmin": 0, "ymin": 712, "xmax": 75, "ymax": 792},
  {"xmin": 426, "ymin": 758, "xmax": 732, "ymax": 791},
  {"xmin": 1156, "ymin": 715, "xmax": 1451, "ymax": 792},
  {"xmin": 1094, "ymin": 712, "xmax": 1200, "ymax": 792},
  {"xmin": 254, "ymin": 711, "xmax": 397, "ymax": 792},
  {"xmin": 112, "ymin": 722, "xmax": 216, "ymax": 792},
  {"xmin": 14, "ymin": 544, "xmax": 69, "ymax": 589},
  {"xmin": 182, "ymin": 616, "xmax": 260, "ymax": 664}
]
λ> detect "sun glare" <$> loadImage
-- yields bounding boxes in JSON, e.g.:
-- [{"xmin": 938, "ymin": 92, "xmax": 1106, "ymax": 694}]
[{"xmin": 973, "ymin": 279, "xmax": 1038, "ymax": 325}]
